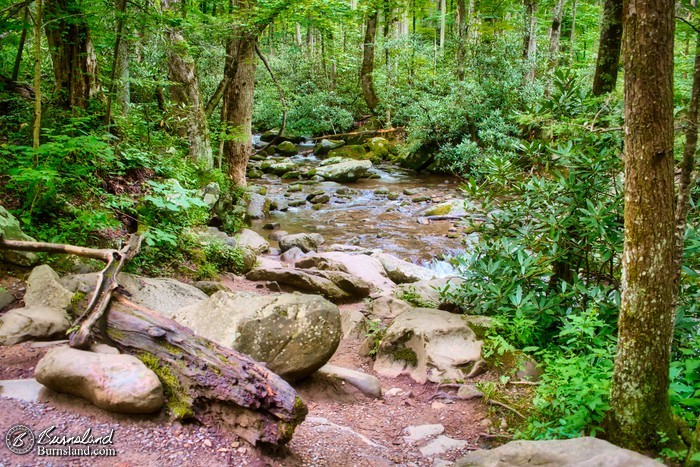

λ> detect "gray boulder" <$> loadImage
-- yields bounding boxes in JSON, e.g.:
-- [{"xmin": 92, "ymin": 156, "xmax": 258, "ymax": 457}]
[
  {"xmin": 295, "ymin": 255, "xmax": 350, "ymax": 273},
  {"xmin": 394, "ymin": 276, "xmax": 464, "ymax": 308},
  {"xmin": 0, "ymin": 306, "xmax": 70, "ymax": 345},
  {"xmin": 24, "ymin": 265, "xmax": 75, "ymax": 311},
  {"xmin": 314, "ymin": 139, "xmax": 345, "ymax": 156},
  {"xmin": 313, "ymin": 159, "xmax": 372, "ymax": 182},
  {"xmin": 317, "ymin": 252, "xmax": 395, "ymax": 294},
  {"xmin": 35, "ymin": 346, "xmax": 163, "ymax": 414},
  {"xmin": 61, "ymin": 273, "xmax": 207, "ymax": 318},
  {"xmin": 455, "ymin": 437, "xmax": 663, "ymax": 467},
  {"xmin": 340, "ymin": 308, "xmax": 368, "ymax": 339},
  {"xmin": 276, "ymin": 140, "xmax": 298, "ymax": 157},
  {"xmin": 374, "ymin": 308, "xmax": 482, "ymax": 383},
  {"xmin": 200, "ymin": 182, "xmax": 221, "ymax": 208},
  {"xmin": 0, "ymin": 288, "xmax": 15, "ymax": 310},
  {"xmin": 317, "ymin": 364, "xmax": 381, "ymax": 398},
  {"xmin": 368, "ymin": 295, "xmax": 412, "ymax": 320},
  {"xmin": 0, "ymin": 205, "xmax": 38, "ymax": 266},
  {"xmin": 279, "ymin": 233, "xmax": 325, "ymax": 253},
  {"xmin": 245, "ymin": 267, "xmax": 370, "ymax": 302},
  {"xmin": 236, "ymin": 228, "xmax": 270, "ymax": 254},
  {"xmin": 174, "ymin": 291, "xmax": 341, "ymax": 382},
  {"xmin": 281, "ymin": 246, "xmax": 306, "ymax": 265},
  {"xmin": 247, "ymin": 193, "xmax": 270, "ymax": 219},
  {"xmin": 373, "ymin": 253, "xmax": 438, "ymax": 284}
]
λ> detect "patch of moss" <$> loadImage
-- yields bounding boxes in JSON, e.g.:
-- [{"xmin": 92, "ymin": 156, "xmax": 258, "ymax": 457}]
[
  {"xmin": 425, "ymin": 203, "xmax": 453, "ymax": 216},
  {"xmin": 67, "ymin": 291, "xmax": 87, "ymax": 318},
  {"xmin": 138, "ymin": 352, "xmax": 194, "ymax": 420},
  {"xmin": 392, "ymin": 346, "xmax": 418, "ymax": 366}
]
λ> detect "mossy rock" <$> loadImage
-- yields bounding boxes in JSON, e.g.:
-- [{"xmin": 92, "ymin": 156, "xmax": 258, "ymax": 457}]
[
  {"xmin": 327, "ymin": 145, "xmax": 369, "ymax": 160},
  {"xmin": 364, "ymin": 137, "xmax": 391, "ymax": 159},
  {"xmin": 276, "ymin": 141, "xmax": 298, "ymax": 157},
  {"xmin": 314, "ymin": 139, "xmax": 345, "ymax": 156},
  {"xmin": 261, "ymin": 128, "xmax": 303, "ymax": 144},
  {"xmin": 248, "ymin": 169, "xmax": 263, "ymax": 179}
]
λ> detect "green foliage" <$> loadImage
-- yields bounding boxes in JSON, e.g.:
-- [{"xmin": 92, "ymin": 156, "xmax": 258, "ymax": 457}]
[{"xmin": 365, "ymin": 319, "xmax": 386, "ymax": 357}]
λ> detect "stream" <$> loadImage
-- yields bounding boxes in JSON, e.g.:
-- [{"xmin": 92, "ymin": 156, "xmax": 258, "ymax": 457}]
[{"xmin": 248, "ymin": 142, "xmax": 474, "ymax": 273}]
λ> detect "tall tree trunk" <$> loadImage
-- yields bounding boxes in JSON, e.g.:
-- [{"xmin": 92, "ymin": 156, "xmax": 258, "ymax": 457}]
[
  {"xmin": 33, "ymin": 0, "xmax": 42, "ymax": 150},
  {"xmin": 361, "ymin": 10, "xmax": 380, "ymax": 113},
  {"xmin": 163, "ymin": 0, "xmax": 213, "ymax": 169},
  {"xmin": 105, "ymin": 0, "xmax": 128, "ymax": 125},
  {"xmin": 674, "ymin": 32, "xmax": 700, "ymax": 297},
  {"xmin": 222, "ymin": 32, "xmax": 257, "ymax": 187},
  {"xmin": 295, "ymin": 23, "xmax": 302, "ymax": 46},
  {"xmin": 569, "ymin": 0, "xmax": 577, "ymax": 61},
  {"xmin": 439, "ymin": 0, "xmax": 446, "ymax": 49},
  {"xmin": 456, "ymin": 0, "xmax": 468, "ymax": 80},
  {"xmin": 44, "ymin": 0, "xmax": 100, "ymax": 108},
  {"xmin": 548, "ymin": 0, "xmax": 565, "ymax": 66},
  {"xmin": 592, "ymin": 0, "xmax": 623, "ymax": 95},
  {"xmin": 12, "ymin": 7, "xmax": 29, "ymax": 81},
  {"xmin": 522, "ymin": 0, "xmax": 538, "ymax": 83},
  {"xmin": 605, "ymin": 0, "xmax": 680, "ymax": 451}
]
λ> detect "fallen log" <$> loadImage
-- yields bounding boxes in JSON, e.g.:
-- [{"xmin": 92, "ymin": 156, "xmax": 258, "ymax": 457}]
[
  {"xmin": 310, "ymin": 127, "xmax": 403, "ymax": 141},
  {"xmin": 0, "ymin": 234, "xmax": 308, "ymax": 445},
  {"xmin": 103, "ymin": 296, "xmax": 307, "ymax": 445}
]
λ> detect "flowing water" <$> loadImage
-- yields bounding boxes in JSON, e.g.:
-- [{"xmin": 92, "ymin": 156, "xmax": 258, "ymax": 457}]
[{"xmin": 249, "ymin": 149, "xmax": 473, "ymax": 271}]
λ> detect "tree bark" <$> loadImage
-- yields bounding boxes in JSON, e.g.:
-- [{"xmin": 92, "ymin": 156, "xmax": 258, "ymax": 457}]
[
  {"xmin": 105, "ymin": 0, "xmax": 128, "ymax": 125},
  {"xmin": 605, "ymin": 0, "xmax": 680, "ymax": 450},
  {"xmin": 361, "ymin": 10, "xmax": 380, "ymax": 113},
  {"xmin": 439, "ymin": 0, "xmax": 446, "ymax": 49},
  {"xmin": 44, "ymin": 0, "xmax": 100, "ymax": 108},
  {"xmin": 12, "ymin": 7, "xmax": 29, "ymax": 81},
  {"xmin": 456, "ymin": 0, "xmax": 468, "ymax": 80},
  {"xmin": 548, "ymin": 0, "xmax": 565, "ymax": 66},
  {"xmin": 222, "ymin": 32, "xmax": 257, "ymax": 187},
  {"xmin": 591, "ymin": 0, "xmax": 623, "ymax": 95},
  {"xmin": 673, "ymin": 32, "xmax": 700, "ymax": 297},
  {"xmin": 32, "ymin": 0, "xmax": 42, "ymax": 149},
  {"xmin": 163, "ymin": 0, "xmax": 213, "ymax": 170},
  {"xmin": 522, "ymin": 0, "xmax": 538, "ymax": 83},
  {"xmin": 569, "ymin": 0, "xmax": 577, "ymax": 61}
]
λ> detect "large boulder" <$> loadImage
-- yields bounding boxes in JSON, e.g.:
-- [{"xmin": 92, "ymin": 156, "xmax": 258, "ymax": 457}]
[
  {"xmin": 24, "ymin": 265, "xmax": 75, "ymax": 310},
  {"xmin": 174, "ymin": 291, "xmax": 341, "ymax": 382},
  {"xmin": 0, "ymin": 205, "xmax": 38, "ymax": 266},
  {"xmin": 394, "ymin": 276, "xmax": 464, "ymax": 308},
  {"xmin": 455, "ymin": 437, "xmax": 663, "ymax": 467},
  {"xmin": 327, "ymin": 145, "xmax": 369, "ymax": 160},
  {"xmin": 279, "ymin": 233, "xmax": 325, "ymax": 253},
  {"xmin": 295, "ymin": 255, "xmax": 350, "ymax": 273},
  {"xmin": 317, "ymin": 252, "xmax": 395, "ymax": 294},
  {"xmin": 313, "ymin": 159, "xmax": 372, "ymax": 182},
  {"xmin": 261, "ymin": 129, "xmax": 302, "ymax": 144},
  {"xmin": 61, "ymin": 273, "xmax": 207, "ymax": 318},
  {"xmin": 0, "ymin": 306, "xmax": 70, "ymax": 345},
  {"xmin": 368, "ymin": 295, "xmax": 412, "ymax": 320},
  {"xmin": 236, "ymin": 228, "xmax": 270, "ymax": 254},
  {"xmin": 374, "ymin": 308, "xmax": 482, "ymax": 383},
  {"xmin": 373, "ymin": 253, "xmax": 438, "ymax": 284},
  {"xmin": 314, "ymin": 139, "xmax": 345, "ymax": 156},
  {"xmin": 365, "ymin": 137, "xmax": 391, "ymax": 159},
  {"xmin": 247, "ymin": 192, "xmax": 271, "ymax": 219},
  {"xmin": 245, "ymin": 267, "xmax": 370, "ymax": 302},
  {"xmin": 35, "ymin": 347, "xmax": 164, "ymax": 414},
  {"xmin": 276, "ymin": 140, "xmax": 298, "ymax": 157}
]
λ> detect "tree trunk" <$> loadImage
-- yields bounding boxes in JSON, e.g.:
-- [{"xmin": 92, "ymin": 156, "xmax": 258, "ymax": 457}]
[
  {"xmin": 164, "ymin": 0, "xmax": 213, "ymax": 170},
  {"xmin": 674, "ymin": 32, "xmax": 700, "ymax": 297},
  {"xmin": 456, "ymin": 0, "xmax": 468, "ymax": 80},
  {"xmin": 522, "ymin": 0, "xmax": 538, "ymax": 83},
  {"xmin": 439, "ymin": 0, "xmax": 446, "ymax": 49},
  {"xmin": 548, "ymin": 0, "xmax": 565, "ymax": 66},
  {"xmin": 12, "ymin": 7, "xmax": 29, "ymax": 81},
  {"xmin": 33, "ymin": 0, "xmax": 42, "ymax": 150},
  {"xmin": 591, "ymin": 0, "xmax": 623, "ymax": 95},
  {"xmin": 605, "ymin": 0, "xmax": 680, "ymax": 451},
  {"xmin": 569, "ymin": 0, "xmax": 577, "ymax": 61},
  {"xmin": 222, "ymin": 32, "xmax": 257, "ymax": 187},
  {"xmin": 44, "ymin": 0, "xmax": 100, "ymax": 108},
  {"xmin": 105, "ymin": 0, "xmax": 128, "ymax": 125},
  {"xmin": 361, "ymin": 10, "xmax": 380, "ymax": 113},
  {"xmin": 114, "ymin": 19, "xmax": 130, "ymax": 115}
]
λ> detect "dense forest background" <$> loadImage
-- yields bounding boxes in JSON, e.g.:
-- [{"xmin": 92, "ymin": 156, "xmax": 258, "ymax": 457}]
[{"xmin": 0, "ymin": 0, "xmax": 699, "ymax": 461}]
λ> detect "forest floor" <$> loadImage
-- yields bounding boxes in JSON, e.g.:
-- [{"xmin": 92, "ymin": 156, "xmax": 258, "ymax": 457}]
[{"xmin": 0, "ymin": 274, "xmax": 502, "ymax": 467}]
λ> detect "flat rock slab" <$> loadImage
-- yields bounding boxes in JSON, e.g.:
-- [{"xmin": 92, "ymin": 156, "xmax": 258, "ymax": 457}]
[
  {"xmin": 35, "ymin": 346, "xmax": 164, "ymax": 414},
  {"xmin": 317, "ymin": 364, "xmax": 382, "ymax": 398},
  {"xmin": 420, "ymin": 435, "xmax": 470, "ymax": 457},
  {"xmin": 318, "ymin": 252, "xmax": 395, "ymax": 294},
  {"xmin": 0, "ymin": 379, "xmax": 49, "ymax": 402},
  {"xmin": 0, "ymin": 306, "xmax": 70, "ymax": 346},
  {"xmin": 373, "ymin": 253, "xmax": 438, "ymax": 284},
  {"xmin": 455, "ymin": 437, "xmax": 664, "ymax": 466},
  {"xmin": 403, "ymin": 424, "xmax": 445, "ymax": 443}
]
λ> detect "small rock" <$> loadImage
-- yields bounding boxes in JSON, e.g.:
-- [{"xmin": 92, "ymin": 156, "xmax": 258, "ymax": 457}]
[
  {"xmin": 412, "ymin": 195, "xmax": 431, "ymax": 203},
  {"xmin": 281, "ymin": 247, "xmax": 306, "ymax": 265},
  {"xmin": 317, "ymin": 364, "xmax": 382, "ymax": 398},
  {"xmin": 0, "ymin": 306, "xmax": 70, "ymax": 346},
  {"xmin": 269, "ymin": 230, "xmax": 289, "ymax": 241},
  {"xmin": 431, "ymin": 401, "xmax": 447, "ymax": 410},
  {"xmin": 263, "ymin": 222, "xmax": 280, "ymax": 230},
  {"xmin": 456, "ymin": 384, "xmax": 483, "ymax": 399},
  {"xmin": 403, "ymin": 188, "xmax": 418, "ymax": 195},
  {"xmin": 203, "ymin": 439, "xmax": 213, "ymax": 448},
  {"xmin": 419, "ymin": 435, "xmax": 469, "ymax": 458},
  {"xmin": 403, "ymin": 424, "xmax": 445, "ymax": 443}
]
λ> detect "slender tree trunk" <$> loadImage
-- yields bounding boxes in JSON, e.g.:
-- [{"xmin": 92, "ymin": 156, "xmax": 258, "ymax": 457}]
[
  {"xmin": 33, "ymin": 0, "xmax": 42, "ymax": 150},
  {"xmin": 361, "ymin": 10, "xmax": 380, "ymax": 113},
  {"xmin": 523, "ymin": 0, "xmax": 538, "ymax": 83},
  {"xmin": 548, "ymin": 0, "xmax": 565, "ymax": 66},
  {"xmin": 592, "ymin": 0, "xmax": 623, "ymax": 95},
  {"xmin": 673, "ymin": 32, "xmax": 700, "ymax": 297},
  {"xmin": 222, "ymin": 33, "xmax": 257, "ymax": 187},
  {"xmin": 605, "ymin": 0, "xmax": 680, "ymax": 451},
  {"xmin": 439, "ymin": 0, "xmax": 446, "ymax": 49},
  {"xmin": 569, "ymin": 0, "xmax": 577, "ymax": 61},
  {"xmin": 12, "ymin": 7, "xmax": 29, "ymax": 81},
  {"xmin": 295, "ymin": 23, "xmax": 302, "ymax": 47},
  {"xmin": 44, "ymin": 0, "xmax": 100, "ymax": 108},
  {"xmin": 105, "ymin": 0, "xmax": 128, "ymax": 125},
  {"xmin": 163, "ymin": 0, "xmax": 213, "ymax": 169},
  {"xmin": 456, "ymin": 0, "xmax": 468, "ymax": 80}
]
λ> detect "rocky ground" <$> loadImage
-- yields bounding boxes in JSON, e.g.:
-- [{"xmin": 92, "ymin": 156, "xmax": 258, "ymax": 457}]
[{"xmin": 0, "ymin": 275, "xmax": 494, "ymax": 466}]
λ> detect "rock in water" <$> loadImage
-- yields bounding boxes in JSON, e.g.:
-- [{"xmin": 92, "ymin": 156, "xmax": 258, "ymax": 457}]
[
  {"xmin": 279, "ymin": 233, "xmax": 325, "ymax": 253},
  {"xmin": 0, "ymin": 306, "xmax": 70, "ymax": 345},
  {"xmin": 314, "ymin": 139, "xmax": 345, "ymax": 156},
  {"xmin": 173, "ymin": 291, "xmax": 341, "ymax": 382},
  {"xmin": 313, "ymin": 159, "xmax": 372, "ymax": 182},
  {"xmin": 373, "ymin": 253, "xmax": 438, "ymax": 284},
  {"xmin": 276, "ymin": 140, "xmax": 299, "ymax": 157},
  {"xmin": 236, "ymin": 228, "xmax": 270, "ymax": 254},
  {"xmin": 247, "ymin": 193, "xmax": 271, "ymax": 219},
  {"xmin": 455, "ymin": 437, "xmax": 663, "ymax": 466},
  {"xmin": 35, "ymin": 346, "xmax": 164, "ymax": 414},
  {"xmin": 0, "ymin": 205, "xmax": 38, "ymax": 266},
  {"xmin": 374, "ymin": 308, "xmax": 482, "ymax": 383}
]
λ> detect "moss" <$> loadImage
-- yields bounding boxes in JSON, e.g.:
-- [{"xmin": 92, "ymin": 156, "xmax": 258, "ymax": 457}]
[
  {"xmin": 137, "ymin": 352, "xmax": 194, "ymax": 420},
  {"xmin": 106, "ymin": 328, "xmax": 126, "ymax": 342},
  {"xmin": 67, "ymin": 291, "xmax": 87, "ymax": 318},
  {"xmin": 392, "ymin": 346, "xmax": 418, "ymax": 366},
  {"xmin": 425, "ymin": 203, "xmax": 453, "ymax": 216}
]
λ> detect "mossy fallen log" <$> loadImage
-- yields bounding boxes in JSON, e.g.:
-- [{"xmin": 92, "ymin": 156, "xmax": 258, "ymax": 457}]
[{"xmin": 102, "ymin": 295, "xmax": 308, "ymax": 446}]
